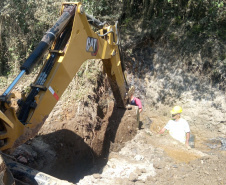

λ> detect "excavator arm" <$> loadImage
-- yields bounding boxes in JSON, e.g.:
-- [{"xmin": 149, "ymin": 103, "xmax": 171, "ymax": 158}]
[{"xmin": 0, "ymin": 2, "xmax": 134, "ymax": 154}]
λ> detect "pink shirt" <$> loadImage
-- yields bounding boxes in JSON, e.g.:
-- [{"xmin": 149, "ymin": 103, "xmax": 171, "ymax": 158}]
[{"xmin": 131, "ymin": 97, "xmax": 142, "ymax": 109}]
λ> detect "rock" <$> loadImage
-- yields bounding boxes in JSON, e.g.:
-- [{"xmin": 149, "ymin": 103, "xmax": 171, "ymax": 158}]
[
  {"xmin": 141, "ymin": 168, "xmax": 147, "ymax": 173},
  {"xmin": 218, "ymin": 124, "xmax": 226, "ymax": 134},
  {"xmin": 115, "ymin": 177, "xmax": 126, "ymax": 184},
  {"xmin": 124, "ymin": 179, "xmax": 135, "ymax": 185},
  {"xmin": 135, "ymin": 182, "xmax": 145, "ymax": 185},
  {"xmin": 146, "ymin": 175, "xmax": 154, "ymax": 182},
  {"xmin": 17, "ymin": 156, "xmax": 28, "ymax": 164},
  {"xmin": 134, "ymin": 155, "xmax": 144, "ymax": 161},
  {"xmin": 153, "ymin": 161, "xmax": 164, "ymax": 169},
  {"xmin": 129, "ymin": 172, "xmax": 139, "ymax": 182},
  {"xmin": 93, "ymin": 173, "xmax": 101, "ymax": 179},
  {"xmin": 135, "ymin": 168, "xmax": 142, "ymax": 176}
]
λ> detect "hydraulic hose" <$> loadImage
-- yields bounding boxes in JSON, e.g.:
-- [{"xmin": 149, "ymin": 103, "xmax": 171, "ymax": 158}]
[
  {"xmin": 86, "ymin": 13, "xmax": 105, "ymax": 29},
  {"xmin": 18, "ymin": 27, "xmax": 72, "ymax": 124},
  {"xmin": 20, "ymin": 5, "xmax": 75, "ymax": 75}
]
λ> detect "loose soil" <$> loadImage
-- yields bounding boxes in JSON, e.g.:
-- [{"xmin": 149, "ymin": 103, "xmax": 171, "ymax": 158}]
[
  {"xmin": 2, "ymin": 54, "xmax": 226, "ymax": 185},
  {"xmin": 9, "ymin": 97, "xmax": 139, "ymax": 183},
  {"xmin": 8, "ymin": 99, "xmax": 226, "ymax": 185},
  {"xmin": 1, "ymin": 24, "xmax": 225, "ymax": 185}
]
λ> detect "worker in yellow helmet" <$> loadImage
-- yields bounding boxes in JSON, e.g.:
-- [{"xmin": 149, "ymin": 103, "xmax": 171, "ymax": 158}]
[{"xmin": 159, "ymin": 106, "xmax": 190, "ymax": 147}]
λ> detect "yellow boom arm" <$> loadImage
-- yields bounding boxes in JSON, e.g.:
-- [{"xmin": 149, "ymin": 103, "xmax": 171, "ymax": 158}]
[{"xmin": 0, "ymin": 2, "xmax": 132, "ymax": 151}]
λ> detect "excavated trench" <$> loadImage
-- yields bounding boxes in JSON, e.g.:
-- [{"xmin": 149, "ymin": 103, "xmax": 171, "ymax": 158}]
[
  {"xmin": 8, "ymin": 77, "xmax": 139, "ymax": 184},
  {"xmin": 3, "ymin": 28, "xmax": 225, "ymax": 183}
]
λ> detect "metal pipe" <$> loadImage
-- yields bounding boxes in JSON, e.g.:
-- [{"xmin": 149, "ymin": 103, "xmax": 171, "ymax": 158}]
[
  {"xmin": 2, "ymin": 70, "xmax": 26, "ymax": 96},
  {"xmin": 115, "ymin": 21, "xmax": 120, "ymax": 45},
  {"xmin": 86, "ymin": 13, "xmax": 105, "ymax": 29},
  {"xmin": 98, "ymin": 30, "xmax": 114, "ymax": 37}
]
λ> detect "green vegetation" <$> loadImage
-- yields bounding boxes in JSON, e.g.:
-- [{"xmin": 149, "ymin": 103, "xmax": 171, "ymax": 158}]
[
  {"xmin": 61, "ymin": 60, "xmax": 103, "ymax": 103},
  {"xmin": 122, "ymin": 0, "xmax": 225, "ymax": 34},
  {"xmin": 0, "ymin": 0, "xmax": 62, "ymax": 76},
  {"xmin": 82, "ymin": 0, "xmax": 111, "ymax": 15},
  {"xmin": 0, "ymin": 0, "xmax": 225, "ymax": 89}
]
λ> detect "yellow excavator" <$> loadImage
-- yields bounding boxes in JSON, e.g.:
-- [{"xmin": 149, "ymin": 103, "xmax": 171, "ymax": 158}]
[{"xmin": 0, "ymin": 2, "xmax": 137, "ymax": 184}]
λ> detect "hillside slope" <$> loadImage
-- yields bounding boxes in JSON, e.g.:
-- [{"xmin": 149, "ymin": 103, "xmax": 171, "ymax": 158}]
[{"xmin": 0, "ymin": 1, "xmax": 225, "ymax": 184}]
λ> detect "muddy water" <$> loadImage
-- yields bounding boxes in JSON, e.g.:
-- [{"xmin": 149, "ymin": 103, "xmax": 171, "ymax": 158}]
[{"xmin": 164, "ymin": 147, "xmax": 200, "ymax": 163}]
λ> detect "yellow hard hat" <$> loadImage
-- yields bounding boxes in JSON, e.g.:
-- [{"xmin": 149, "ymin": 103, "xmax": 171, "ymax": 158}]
[{"xmin": 170, "ymin": 106, "xmax": 182, "ymax": 114}]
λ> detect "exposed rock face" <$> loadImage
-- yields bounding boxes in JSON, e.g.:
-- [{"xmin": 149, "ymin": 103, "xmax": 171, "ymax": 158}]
[
  {"xmin": 5, "ymin": 28, "xmax": 225, "ymax": 185},
  {"xmin": 125, "ymin": 39, "xmax": 226, "ymax": 140},
  {"xmin": 1, "ymin": 1, "xmax": 225, "ymax": 184},
  {"xmin": 145, "ymin": 49, "xmax": 225, "ymax": 137}
]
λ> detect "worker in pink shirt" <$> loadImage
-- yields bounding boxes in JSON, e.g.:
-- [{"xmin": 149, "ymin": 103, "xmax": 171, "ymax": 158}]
[{"xmin": 130, "ymin": 94, "xmax": 143, "ymax": 113}]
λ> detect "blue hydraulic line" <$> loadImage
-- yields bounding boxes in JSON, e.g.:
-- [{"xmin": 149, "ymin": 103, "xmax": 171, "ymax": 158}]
[{"xmin": 2, "ymin": 70, "xmax": 26, "ymax": 96}]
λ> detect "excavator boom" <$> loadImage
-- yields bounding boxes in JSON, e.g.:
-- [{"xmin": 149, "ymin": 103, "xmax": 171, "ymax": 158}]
[
  {"xmin": 0, "ymin": 2, "xmax": 132, "ymax": 152},
  {"xmin": 0, "ymin": 2, "xmax": 136, "ymax": 184}
]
